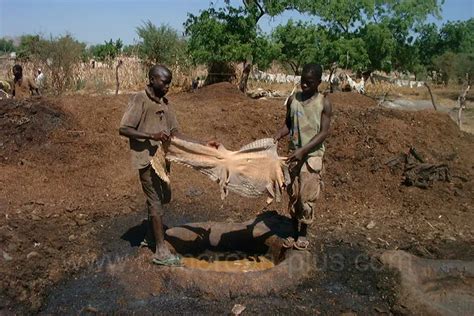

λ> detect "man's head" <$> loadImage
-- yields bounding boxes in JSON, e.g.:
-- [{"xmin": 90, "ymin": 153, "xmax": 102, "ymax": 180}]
[
  {"xmin": 301, "ymin": 63, "xmax": 322, "ymax": 97},
  {"xmin": 148, "ymin": 64, "xmax": 172, "ymax": 97},
  {"xmin": 12, "ymin": 64, "xmax": 23, "ymax": 80}
]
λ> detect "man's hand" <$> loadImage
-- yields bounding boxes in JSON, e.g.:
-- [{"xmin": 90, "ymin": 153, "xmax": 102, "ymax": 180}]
[
  {"xmin": 206, "ymin": 140, "xmax": 220, "ymax": 149},
  {"xmin": 287, "ymin": 148, "xmax": 307, "ymax": 163},
  {"xmin": 150, "ymin": 131, "xmax": 170, "ymax": 142}
]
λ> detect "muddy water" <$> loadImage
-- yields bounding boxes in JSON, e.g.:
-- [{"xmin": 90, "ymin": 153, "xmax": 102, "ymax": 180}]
[{"xmin": 181, "ymin": 252, "xmax": 274, "ymax": 272}]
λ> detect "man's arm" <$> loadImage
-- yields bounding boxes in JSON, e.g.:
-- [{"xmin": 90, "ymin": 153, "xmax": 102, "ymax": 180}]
[
  {"xmin": 274, "ymin": 95, "xmax": 293, "ymax": 141},
  {"xmin": 287, "ymin": 96, "xmax": 332, "ymax": 162}
]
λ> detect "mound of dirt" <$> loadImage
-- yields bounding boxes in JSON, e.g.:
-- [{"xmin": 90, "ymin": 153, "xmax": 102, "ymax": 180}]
[
  {"xmin": 0, "ymin": 98, "xmax": 69, "ymax": 163},
  {"xmin": 0, "ymin": 83, "xmax": 473, "ymax": 314},
  {"xmin": 380, "ymin": 250, "xmax": 474, "ymax": 315}
]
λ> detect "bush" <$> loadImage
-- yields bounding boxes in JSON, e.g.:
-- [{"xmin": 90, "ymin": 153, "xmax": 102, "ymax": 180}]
[
  {"xmin": 37, "ymin": 34, "xmax": 86, "ymax": 93},
  {"xmin": 433, "ymin": 52, "xmax": 474, "ymax": 84},
  {"xmin": 0, "ymin": 38, "xmax": 15, "ymax": 54}
]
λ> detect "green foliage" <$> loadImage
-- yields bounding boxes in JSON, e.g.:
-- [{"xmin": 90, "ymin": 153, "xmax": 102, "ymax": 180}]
[
  {"xmin": 439, "ymin": 18, "xmax": 474, "ymax": 54},
  {"xmin": 185, "ymin": 6, "xmax": 256, "ymax": 65},
  {"xmin": 136, "ymin": 21, "xmax": 186, "ymax": 66},
  {"xmin": 298, "ymin": 0, "xmax": 375, "ymax": 34},
  {"xmin": 414, "ymin": 23, "xmax": 441, "ymax": 67},
  {"xmin": 433, "ymin": 52, "xmax": 474, "ymax": 84},
  {"xmin": 17, "ymin": 35, "xmax": 42, "ymax": 60},
  {"xmin": 89, "ymin": 39, "xmax": 123, "ymax": 62},
  {"xmin": 185, "ymin": 4, "xmax": 278, "ymax": 70},
  {"xmin": 122, "ymin": 44, "xmax": 140, "ymax": 57},
  {"xmin": 0, "ymin": 38, "xmax": 15, "ymax": 54},
  {"xmin": 272, "ymin": 20, "xmax": 326, "ymax": 74},
  {"xmin": 359, "ymin": 23, "xmax": 396, "ymax": 72},
  {"xmin": 325, "ymin": 37, "xmax": 370, "ymax": 71}
]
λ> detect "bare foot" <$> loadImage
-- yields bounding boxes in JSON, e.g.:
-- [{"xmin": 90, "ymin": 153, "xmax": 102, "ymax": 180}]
[{"xmin": 154, "ymin": 244, "xmax": 172, "ymax": 261}]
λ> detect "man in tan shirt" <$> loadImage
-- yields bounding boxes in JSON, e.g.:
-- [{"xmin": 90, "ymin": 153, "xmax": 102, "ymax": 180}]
[
  {"xmin": 119, "ymin": 64, "xmax": 218, "ymax": 266},
  {"xmin": 12, "ymin": 64, "xmax": 40, "ymax": 99}
]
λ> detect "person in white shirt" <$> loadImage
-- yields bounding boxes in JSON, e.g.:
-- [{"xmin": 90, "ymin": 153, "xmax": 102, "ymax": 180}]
[{"xmin": 35, "ymin": 68, "xmax": 45, "ymax": 88}]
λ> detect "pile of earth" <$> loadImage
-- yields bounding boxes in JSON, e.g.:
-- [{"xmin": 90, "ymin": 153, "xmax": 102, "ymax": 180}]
[{"xmin": 0, "ymin": 82, "xmax": 473, "ymax": 313}]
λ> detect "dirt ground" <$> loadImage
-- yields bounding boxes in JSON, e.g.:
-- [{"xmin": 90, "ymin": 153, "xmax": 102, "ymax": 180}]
[{"xmin": 0, "ymin": 83, "xmax": 473, "ymax": 314}]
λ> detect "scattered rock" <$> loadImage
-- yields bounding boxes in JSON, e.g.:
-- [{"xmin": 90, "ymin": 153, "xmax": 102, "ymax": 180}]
[
  {"xmin": 26, "ymin": 251, "xmax": 40, "ymax": 259},
  {"xmin": 186, "ymin": 187, "xmax": 203, "ymax": 197},
  {"xmin": 231, "ymin": 304, "xmax": 246, "ymax": 315},
  {"xmin": 84, "ymin": 306, "xmax": 99, "ymax": 313},
  {"xmin": 2, "ymin": 250, "xmax": 13, "ymax": 261},
  {"xmin": 366, "ymin": 221, "xmax": 376, "ymax": 230}
]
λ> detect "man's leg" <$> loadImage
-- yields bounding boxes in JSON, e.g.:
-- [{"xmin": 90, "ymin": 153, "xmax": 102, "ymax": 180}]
[
  {"xmin": 149, "ymin": 209, "xmax": 171, "ymax": 260},
  {"xmin": 294, "ymin": 168, "xmax": 321, "ymax": 249},
  {"xmin": 140, "ymin": 166, "xmax": 172, "ymax": 260}
]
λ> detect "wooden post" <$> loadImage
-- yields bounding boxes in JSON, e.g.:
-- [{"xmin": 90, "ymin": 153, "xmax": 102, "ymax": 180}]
[
  {"xmin": 115, "ymin": 59, "xmax": 123, "ymax": 96},
  {"xmin": 424, "ymin": 82, "xmax": 438, "ymax": 111},
  {"xmin": 457, "ymin": 85, "xmax": 470, "ymax": 128}
]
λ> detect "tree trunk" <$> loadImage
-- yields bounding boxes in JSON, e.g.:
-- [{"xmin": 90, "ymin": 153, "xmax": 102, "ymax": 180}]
[{"xmin": 239, "ymin": 61, "xmax": 252, "ymax": 93}]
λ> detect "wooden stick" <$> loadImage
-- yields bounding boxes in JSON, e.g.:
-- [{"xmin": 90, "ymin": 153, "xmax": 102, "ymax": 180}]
[
  {"xmin": 457, "ymin": 85, "xmax": 470, "ymax": 128},
  {"xmin": 424, "ymin": 82, "xmax": 437, "ymax": 111},
  {"xmin": 115, "ymin": 59, "xmax": 123, "ymax": 96}
]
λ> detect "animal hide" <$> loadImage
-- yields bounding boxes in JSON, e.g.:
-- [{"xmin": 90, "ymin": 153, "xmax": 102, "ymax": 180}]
[{"xmin": 151, "ymin": 137, "xmax": 290, "ymax": 203}]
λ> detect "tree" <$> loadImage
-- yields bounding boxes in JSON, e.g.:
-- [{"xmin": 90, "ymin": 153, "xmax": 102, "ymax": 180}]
[
  {"xmin": 185, "ymin": 3, "xmax": 279, "ymax": 91},
  {"xmin": 17, "ymin": 34, "xmax": 42, "ymax": 60},
  {"xmin": 438, "ymin": 18, "xmax": 474, "ymax": 54},
  {"xmin": 90, "ymin": 39, "xmax": 123, "ymax": 62},
  {"xmin": 414, "ymin": 23, "xmax": 441, "ymax": 67},
  {"xmin": 0, "ymin": 38, "xmax": 15, "ymax": 54},
  {"xmin": 324, "ymin": 37, "xmax": 369, "ymax": 71},
  {"xmin": 297, "ymin": 0, "xmax": 443, "ymax": 72},
  {"xmin": 136, "ymin": 21, "xmax": 187, "ymax": 66},
  {"xmin": 434, "ymin": 52, "xmax": 474, "ymax": 84},
  {"xmin": 359, "ymin": 23, "xmax": 396, "ymax": 72},
  {"xmin": 272, "ymin": 20, "xmax": 326, "ymax": 75}
]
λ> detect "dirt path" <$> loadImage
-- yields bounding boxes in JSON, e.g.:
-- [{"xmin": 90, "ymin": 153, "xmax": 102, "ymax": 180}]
[{"xmin": 1, "ymin": 83, "xmax": 473, "ymax": 314}]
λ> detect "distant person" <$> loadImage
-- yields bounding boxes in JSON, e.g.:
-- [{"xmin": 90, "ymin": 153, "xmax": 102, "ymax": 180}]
[
  {"xmin": 12, "ymin": 64, "xmax": 40, "ymax": 99},
  {"xmin": 119, "ymin": 64, "xmax": 219, "ymax": 266},
  {"xmin": 35, "ymin": 68, "xmax": 45, "ymax": 88},
  {"xmin": 274, "ymin": 63, "xmax": 332, "ymax": 250}
]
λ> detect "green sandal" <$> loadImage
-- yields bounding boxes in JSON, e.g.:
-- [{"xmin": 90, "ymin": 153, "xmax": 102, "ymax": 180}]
[{"xmin": 152, "ymin": 254, "xmax": 182, "ymax": 267}]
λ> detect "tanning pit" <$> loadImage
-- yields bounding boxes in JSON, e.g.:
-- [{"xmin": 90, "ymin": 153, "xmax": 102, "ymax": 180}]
[{"xmin": 158, "ymin": 211, "xmax": 315, "ymax": 297}]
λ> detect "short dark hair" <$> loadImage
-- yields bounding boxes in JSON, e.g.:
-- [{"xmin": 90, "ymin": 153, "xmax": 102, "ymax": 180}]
[
  {"xmin": 148, "ymin": 64, "xmax": 171, "ymax": 80},
  {"xmin": 13, "ymin": 64, "xmax": 22, "ymax": 72},
  {"xmin": 302, "ymin": 63, "xmax": 322, "ymax": 80}
]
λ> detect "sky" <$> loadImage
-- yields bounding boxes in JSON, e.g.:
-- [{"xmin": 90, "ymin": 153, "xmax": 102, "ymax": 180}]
[{"xmin": 1, "ymin": 0, "xmax": 473, "ymax": 45}]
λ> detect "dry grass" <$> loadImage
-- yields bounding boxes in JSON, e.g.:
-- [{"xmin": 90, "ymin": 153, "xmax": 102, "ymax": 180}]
[{"xmin": 0, "ymin": 56, "xmax": 199, "ymax": 95}]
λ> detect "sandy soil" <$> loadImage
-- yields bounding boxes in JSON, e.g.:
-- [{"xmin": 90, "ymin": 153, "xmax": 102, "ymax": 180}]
[{"xmin": 0, "ymin": 83, "xmax": 473, "ymax": 314}]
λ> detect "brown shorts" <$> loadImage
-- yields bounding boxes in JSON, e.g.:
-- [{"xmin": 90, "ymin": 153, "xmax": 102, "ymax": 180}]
[
  {"xmin": 139, "ymin": 164, "xmax": 171, "ymax": 217},
  {"xmin": 287, "ymin": 156, "xmax": 323, "ymax": 225}
]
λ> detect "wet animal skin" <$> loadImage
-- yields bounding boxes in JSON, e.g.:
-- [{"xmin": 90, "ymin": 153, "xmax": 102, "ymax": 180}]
[{"xmin": 151, "ymin": 137, "xmax": 290, "ymax": 203}]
